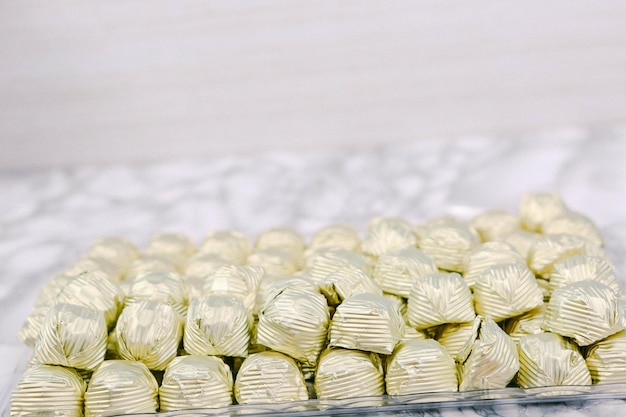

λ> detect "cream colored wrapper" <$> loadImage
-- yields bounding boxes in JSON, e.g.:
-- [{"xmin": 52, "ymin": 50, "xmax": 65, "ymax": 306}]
[
  {"xmin": 407, "ymin": 272, "xmax": 475, "ymax": 330},
  {"xmin": 159, "ymin": 355, "xmax": 234, "ymax": 411},
  {"xmin": 199, "ymin": 230, "xmax": 251, "ymax": 264},
  {"xmin": 548, "ymin": 255, "xmax": 619, "ymax": 294},
  {"xmin": 330, "ymin": 293, "xmax": 404, "ymax": 355},
  {"xmin": 182, "ymin": 253, "xmax": 228, "ymax": 299},
  {"xmin": 417, "ymin": 219, "xmax": 480, "ymax": 272},
  {"xmin": 542, "ymin": 211, "xmax": 603, "ymax": 247},
  {"xmin": 519, "ymin": 192, "xmax": 568, "ymax": 232},
  {"xmin": 319, "ymin": 263, "xmax": 382, "ymax": 306},
  {"xmin": 362, "ymin": 216, "xmax": 418, "ymax": 258},
  {"xmin": 528, "ymin": 234, "xmax": 602, "ymax": 278},
  {"xmin": 247, "ymin": 248, "xmax": 299, "ymax": 277},
  {"xmin": 122, "ymin": 255, "xmax": 177, "ymax": 281},
  {"xmin": 306, "ymin": 247, "xmax": 371, "ymax": 286},
  {"xmin": 461, "ymin": 241, "xmax": 525, "ymax": 288},
  {"xmin": 234, "ymin": 352, "xmax": 308, "ymax": 404},
  {"xmin": 33, "ymin": 303, "xmax": 107, "ymax": 371},
  {"xmin": 372, "ymin": 248, "xmax": 439, "ymax": 298},
  {"xmin": 308, "ymin": 224, "xmax": 361, "ymax": 253},
  {"xmin": 116, "ymin": 300, "xmax": 183, "ymax": 370},
  {"xmin": 384, "ymin": 293, "xmax": 408, "ymax": 322},
  {"xmin": 260, "ymin": 276, "xmax": 319, "ymax": 314},
  {"xmin": 254, "ymin": 227, "xmax": 306, "ymax": 269},
  {"xmin": 517, "ymin": 332, "xmax": 591, "ymax": 388},
  {"xmin": 11, "ymin": 363, "xmax": 85, "ymax": 417},
  {"xmin": 66, "ymin": 256, "xmax": 123, "ymax": 282},
  {"xmin": 386, "ymin": 339, "xmax": 458, "ymax": 395},
  {"xmin": 85, "ymin": 237, "xmax": 140, "ymax": 272},
  {"xmin": 500, "ymin": 229, "xmax": 541, "ymax": 259},
  {"xmin": 203, "ymin": 264, "xmax": 264, "ymax": 315},
  {"xmin": 314, "ymin": 348, "xmax": 384, "ymax": 400},
  {"xmin": 473, "ymin": 263, "xmax": 544, "ymax": 322},
  {"xmin": 257, "ymin": 287, "xmax": 329, "ymax": 365},
  {"xmin": 470, "ymin": 209, "xmax": 521, "ymax": 242},
  {"xmin": 126, "ymin": 270, "xmax": 188, "ymax": 317},
  {"xmin": 434, "ymin": 322, "xmax": 477, "ymax": 361},
  {"xmin": 459, "ymin": 316, "xmax": 520, "ymax": 391},
  {"xmin": 184, "ymin": 295, "xmax": 250, "ymax": 358},
  {"xmin": 84, "ymin": 360, "xmax": 158, "ymax": 417},
  {"xmin": 585, "ymin": 331, "xmax": 626, "ymax": 384},
  {"xmin": 543, "ymin": 281, "xmax": 625, "ymax": 346},
  {"xmin": 402, "ymin": 326, "xmax": 428, "ymax": 343},
  {"xmin": 145, "ymin": 232, "xmax": 197, "ymax": 268},
  {"xmin": 502, "ymin": 305, "xmax": 546, "ymax": 344}
]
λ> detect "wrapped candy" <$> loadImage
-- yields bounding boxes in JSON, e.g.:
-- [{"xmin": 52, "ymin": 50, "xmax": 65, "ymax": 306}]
[
  {"xmin": 159, "ymin": 355, "xmax": 234, "ymax": 411},
  {"xmin": 470, "ymin": 209, "xmax": 520, "ymax": 242},
  {"xmin": 434, "ymin": 321, "xmax": 477, "ymax": 361},
  {"xmin": 528, "ymin": 234, "xmax": 602, "ymax": 279},
  {"xmin": 461, "ymin": 241, "xmax": 525, "ymax": 288},
  {"xmin": 85, "ymin": 237, "xmax": 140, "ymax": 272},
  {"xmin": 33, "ymin": 303, "xmax": 107, "ymax": 371},
  {"xmin": 66, "ymin": 256, "xmax": 123, "ymax": 282},
  {"xmin": 125, "ymin": 270, "xmax": 188, "ymax": 317},
  {"xmin": 585, "ymin": 331, "xmax": 626, "ymax": 384},
  {"xmin": 372, "ymin": 248, "xmax": 438, "ymax": 298},
  {"xmin": 314, "ymin": 348, "xmax": 384, "ymax": 400},
  {"xmin": 247, "ymin": 248, "xmax": 299, "ymax": 278},
  {"xmin": 10, "ymin": 364, "xmax": 85, "ymax": 417},
  {"xmin": 254, "ymin": 227, "xmax": 306, "ymax": 269},
  {"xmin": 306, "ymin": 247, "xmax": 371, "ymax": 285},
  {"xmin": 308, "ymin": 224, "xmax": 361, "ymax": 253},
  {"xmin": 330, "ymin": 293, "xmax": 404, "ymax": 355},
  {"xmin": 502, "ymin": 305, "xmax": 546, "ymax": 344},
  {"xmin": 542, "ymin": 211, "xmax": 603, "ymax": 247},
  {"xmin": 517, "ymin": 332, "xmax": 591, "ymax": 388},
  {"xmin": 519, "ymin": 192, "xmax": 568, "ymax": 232},
  {"xmin": 182, "ymin": 253, "xmax": 227, "ymax": 299},
  {"xmin": 548, "ymin": 255, "xmax": 618, "ymax": 294},
  {"xmin": 416, "ymin": 218, "xmax": 480, "ymax": 272},
  {"xmin": 184, "ymin": 295, "xmax": 250, "ymax": 358},
  {"xmin": 122, "ymin": 255, "xmax": 177, "ymax": 281},
  {"xmin": 84, "ymin": 360, "xmax": 158, "ymax": 417},
  {"xmin": 203, "ymin": 264, "xmax": 263, "ymax": 315},
  {"xmin": 386, "ymin": 339, "xmax": 458, "ymax": 395},
  {"xmin": 500, "ymin": 229, "xmax": 541, "ymax": 259},
  {"xmin": 199, "ymin": 230, "xmax": 251, "ymax": 264},
  {"xmin": 319, "ymin": 263, "xmax": 382, "ymax": 306},
  {"xmin": 116, "ymin": 300, "xmax": 183, "ymax": 370},
  {"xmin": 362, "ymin": 216, "xmax": 418, "ymax": 258},
  {"xmin": 234, "ymin": 352, "xmax": 308, "ymax": 404},
  {"xmin": 257, "ymin": 287, "xmax": 329, "ymax": 365},
  {"xmin": 144, "ymin": 232, "xmax": 196, "ymax": 269},
  {"xmin": 407, "ymin": 272, "xmax": 475, "ymax": 330}
]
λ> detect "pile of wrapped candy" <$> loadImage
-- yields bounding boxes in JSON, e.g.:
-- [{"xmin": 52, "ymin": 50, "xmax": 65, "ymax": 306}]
[{"xmin": 11, "ymin": 193, "xmax": 626, "ymax": 416}]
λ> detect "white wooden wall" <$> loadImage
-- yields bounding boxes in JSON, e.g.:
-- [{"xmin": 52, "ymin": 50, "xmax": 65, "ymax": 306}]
[{"xmin": 1, "ymin": 1, "xmax": 626, "ymax": 168}]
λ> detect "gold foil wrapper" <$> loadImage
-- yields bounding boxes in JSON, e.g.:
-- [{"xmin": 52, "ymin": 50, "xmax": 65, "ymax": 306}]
[
  {"xmin": 11, "ymin": 363, "xmax": 85, "ymax": 417},
  {"xmin": 548, "ymin": 254, "xmax": 618, "ymax": 294},
  {"xmin": 257, "ymin": 287, "xmax": 329, "ymax": 365},
  {"xmin": 145, "ymin": 232, "xmax": 197, "ymax": 268},
  {"xmin": 470, "ymin": 209, "xmax": 521, "ymax": 242},
  {"xmin": 84, "ymin": 360, "xmax": 158, "ymax": 417},
  {"xmin": 247, "ymin": 248, "xmax": 299, "ymax": 278},
  {"xmin": 407, "ymin": 272, "xmax": 475, "ymax": 330},
  {"xmin": 416, "ymin": 219, "xmax": 480, "ymax": 272},
  {"xmin": 500, "ymin": 230, "xmax": 541, "ymax": 259},
  {"xmin": 182, "ymin": 253, "xmax": 228, "ymax": 299},
  {"xmin": 362, "ymin": 216, "xmax": 418, "ymax": 258},
  {"xmin": 308, "ymin": 224, "xmax": 361, "ymax": 253},
  {"xmin": 126, "ymin": 270, "xmax": 188, "ymax": 317},
  {"xmin": 254, "ymin": 227, "xmax": 306, "ymax": 269},
  {"xmin": 585, "ymin": 331, "xmax": 626, "ymax": 384},
  {"xmin": 330, "ymin": 293, "xmax": 404, "ymax": 355},
  {"xmin": 234, "ymin": 351, "xmax": 308, "ymax": 404},
  {"xmin": 459, "ymin": 316, "xmax": 520, "ymax": 391},
  {"xmin": 473, "ymin": 263, "xmax": 544, "ymax": 322},
  {"xmin": 116, "ymin": 300, "xmax": 183, "ymax": 370},
  {"xmin": 386, "ymin": 339, "xmax": 458, "ymax": 395},
  {"xmin": 33, "ymin": 303, "xmax": 107, "ymax": 371},
  {"xmin": 543, "ymin": 281, "xmax": 625, "ymax": 346},
  {"xmin": 86, "ymin": 237, "xmax": 140, "ymax": 272},
  {"xmin": 306, "ymin": 247, "xmax": 371, "ymax": 286},
  {"xmin": 502, "ymin": 305, "xmax": 545, "ymax": 344},
  {"xmin": 461, "ymin": 241, "xmax": 525, "ymax": 288},
  {"xmin": 528, "ymin": 233, "xmax": 602, "ymax": 278},
  {"xmin": 519, "ymin": 192, "xmax": 568, "ymax": 232},
  {"xmin": 203, "ymin": 264, "xmax": 264, "ymax": 315},
  {"xmin": 314, "ymin": 348, "xmax": 384, "ymax": 400},
  {"xmin": 184, "ymin": 295, "xmax": 250, "ymax": 358},
  {"xmin": 517, "ymin": 332, "xmax": 591, "ymax": 388},
  {"xmin": 159, "ymin": 355, "xmax": 234, "ymax": 411},
  {"xmin": 122, "ymin": 255, "xmax": 177, "ymax": 281},
  {"xmin": 434, "ymin": 321, "xmax": 477, "ymax": 361},
  {"xmin": 319, "ymin": 263, "xmax": 382, "ymax": 306},
  {"xmin": 199, "ymin": 230, "xmax": 251, "ymax": 264},
  {"xmin": 542, "ymin": 211, "xmax": 603, "ymax": 247},
  {"xmin": 372, "ymin": 248, "xmax": 439, "ymax": 298},
  {"xmin": 262, "ymin": 276, "xmax": 319, "ymax": 306},
  {"xmin": 66, "ymin": 256, "xmax": 123, "ymax": 282},
  {"xmin": 402, "ymin": 326, "xmax": 427, "ymax": 343}
]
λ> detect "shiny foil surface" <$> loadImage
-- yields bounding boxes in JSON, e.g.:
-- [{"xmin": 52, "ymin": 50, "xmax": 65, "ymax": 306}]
[
  {"xmin": 503, "ymin": 305, "xmax": 546, "ymax": 344},
  {"xmin": 528, "ymin": 234, "xmax": 600, "ymax": 278},
  {"xmin": 307, "ymin": 224, "xmax": 361, "ymax": 253},
  {"xmin": 542, "ymin": 211, "xmax": 604, "ymax": 247},
  {"xmin": 469, "ymin": 209, "xmax": 521, "ymax": 242},
  {"xmin": 518, "ymin": 192, "xmax": 568, "ymax": 232},
  {"xmin": 319, "ymin": 263, "xmax": 382, "ymax": 306},
  {"xmin": 585, "ymin": 331, "xmax": 626, "ymax": 384},
  {"xmin": 361, "ymin": 216, "xmax": 418, "ymax": 258},
  {"xmin": 306, "ymin": 247, "xmax": 371, "ymax": 287},
  {"xmin": 461, "ymin": 241, "xmax": 525, "ymax": 288},
  {"xmin": 548, "ymin": 255, "xmax": 619, "ymax": 294},
  {"xmin": 372, "ymin": 248, "xmax": 438, "ymax": 298},
  {"xmin": 126, "ymin": 270, "xmax": 188, "ymax": 317},
  {"xmin": 416, "ymin": 219, "xmax": 480, "ymax": 272},
  {"xmin": 199, "ymin": 230, "xmax": 251, "ymax": 265}
]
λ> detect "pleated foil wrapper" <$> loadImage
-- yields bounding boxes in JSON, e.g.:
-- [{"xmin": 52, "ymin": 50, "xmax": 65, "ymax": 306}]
[
  {"xmin": 372, "ymin": 248, "xmax": 439, "ymax": 298},
  {"xmin": 234, "ymin": 352, "xmax": 308, "ymax": 405},
  {"xmin": 416, "ymin": 219, "xmax": 480, "ymax": 272},
  {"xmin": 84, "ymin": 360, "xmax": 158, "ymax": 417},
  {"xmin": 517, "ymin": 332, "xmax": 591, "ymax": 388},
  {"xmin": 469, "ymin": 209, "xmax": 521, "ymax": 242},
  {"xmin": 458, "ymin": 316, "xmax": 520, "ymax": 391},
  {"xmin": 528, "ymin": 234, "xmax": 603, "ymax": 278},
  {"xmin": 10, "ymin": 363, "xmax": 85, "ymax": 417},
  {"xmin": 361, "ymin": 216, "xmax": 418, "ymax": 258},
  {"xmin": 585, "ymin": 331, "xmax": 626, "ymax": 384},
  {"xmin": 145, "ymin": 232, "xmax": 197, "ymax": 269},
  {"xmin": 55, "ymin": 270, "xmax": 124, "ymax": 329},
  {"xmin": 203, "ymin": 264, "xmax": 264, "ymax": 316},
  {"xmin": 434, "ymin": 321, "xmax": 477, "ymax": 361},
  {"xmin": 319, "ymin": 263, "xmax": 382, "ymax": 306},
  {"xmin": 122, "ymin": 255, "xmax": 177, "ymax": 281},
  {"xmin": 182, "ymin": 253, "xmax": 228, "ymax": 299},
  {"xmin": 542, "ymin": 211, "xmax": 604, "ymax": 247},
  {"xmin": 261, "ymin": 276, "xmax": 319, "ymax": 312},
  {"xmin": 85, "ymin": 237, "xmax": 140, "ymax": 272},
  {"xmin": 330, "ymin": 293, "xmax": 404, "ymax": 355},
  {"xmin": 314, "ymin": 348, "xmax": 384, "ymax": 400},
  {"xmin": 519, "ymin": 192, "xmax": 568, "ymax": 232},
  {"xmin": 116, "ymin": 300, "xmax": 183, "ymax": 370},
  {"xmin": 308, "ymin": 224, "xmax": 361, "ymax": 253},
  {"xmin": 126, "ymin": 270, "xmax": 188, "ymax": 317},
  {"xmin": 407, "ymin": 272, "xmax": 475, "ymax": 330},
  {"xmin": 247, "ymin": 248, "xmax": 299, "ymax": 278},
  {"xmin": 257, "ymin": 287, "xmax": 329, "ymax": 365},
  {"xmin": 502, "ymin": 305, "xmax": 546, "ymax": 344},
  {"xmin": 159, "ymin": 355, "xmax": 234, "ymax": 411},
  {"xmin": 199, "ymin": 230, "xmax": 251, "ymax": 264},
  {"xmin": 473, "ymin": 263, "xmax": 544, "ymax": 322},
  {"xmin": 500, "ymin": 229, "xmax": 541, "ymax": 259},
  {"xmin": 461, "ymin": 241, "xmax": 525, "ymax": 288},
  {"xmin": 548, "ymin": 255, "xmax": 619, "ymax": 294},
  {"xmin": 33, "ymin": 303, "xmax": 107, "ymax": 371},
  {"xmin": 184, "ymin": 295, "xmax": 250, "ymax": 358},
  {"xmin": 305, "ymin": 247, "xmax": 371, "ymax": 286},
  {"xmin": 254, "ymin": 227, "xmax": 306, "ymax": 270},
  {"xmin": 66, "ymin": 256, "xmax": 124, "ymax": 282},
  {"xmin": 543, "ymin": 281, "xmax": 625, "ymax": 346},
  {"xmin": 402, "ymin": 326, "xmax": 428, "ymax": 343},
  {"xmin": 386, "ymin": 339, "xmax": 458, "ymax": 395},
  {"xmin": 383, "ymin": 293, "xmax": 408, "ymax": 321},
  {"xmin": 536, "ymin": 278, "xmax": 551, "ymax": 302}
]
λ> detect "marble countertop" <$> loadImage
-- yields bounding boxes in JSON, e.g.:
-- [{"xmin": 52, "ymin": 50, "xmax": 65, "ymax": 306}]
[{"xmin": 2, "ymin": 125, "xmax": 626, "ymax": 416}]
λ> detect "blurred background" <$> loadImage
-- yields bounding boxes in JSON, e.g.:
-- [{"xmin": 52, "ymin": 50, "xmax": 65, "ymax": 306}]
[{"xmin": 2, "ymin": 0, "xmax": 626, "ymax": 169}]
